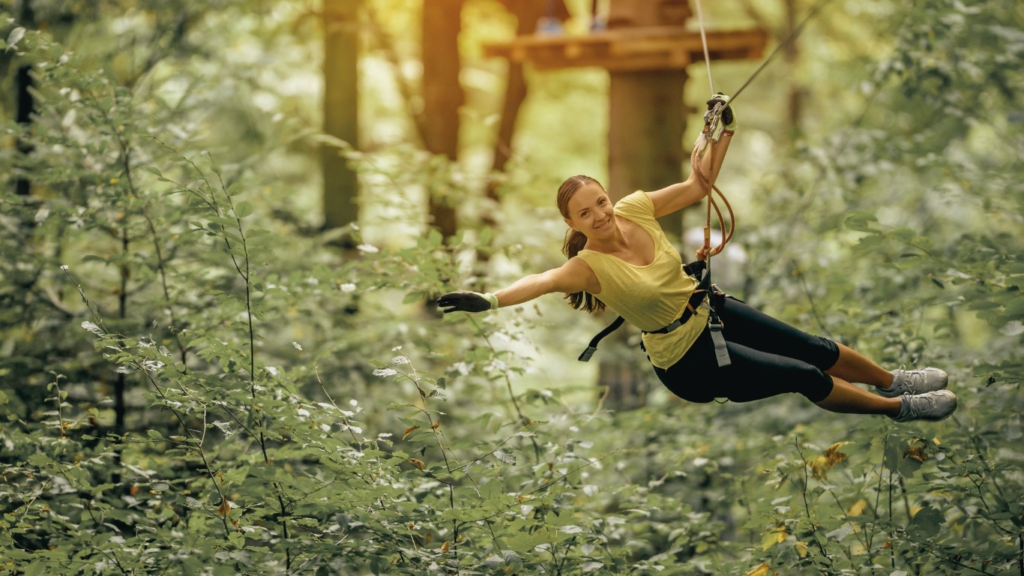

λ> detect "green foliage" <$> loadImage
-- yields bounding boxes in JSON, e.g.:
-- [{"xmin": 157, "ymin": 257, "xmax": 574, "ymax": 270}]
[{"xmin": 1, "ymin": 0, "xmax": 1023, "ymax": 574}]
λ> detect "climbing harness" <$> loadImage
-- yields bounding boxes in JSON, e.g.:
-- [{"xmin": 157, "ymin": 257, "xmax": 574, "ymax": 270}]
[{"xmin": 577, "ymin": 0, "xmax": 832, "ymax": 365}]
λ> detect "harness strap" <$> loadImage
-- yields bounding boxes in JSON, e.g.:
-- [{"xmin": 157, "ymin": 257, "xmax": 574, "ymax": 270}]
[
  {"xmin": 577, "ymin": 262, "xmax": 709, "ymax": 362},
  {"xmin": 577, "ymin": 316, "xmax": 625, "ymax": 362},
  {"xmin": 643, "ymin": 269, "xmax": 712, "ymax": 335}
]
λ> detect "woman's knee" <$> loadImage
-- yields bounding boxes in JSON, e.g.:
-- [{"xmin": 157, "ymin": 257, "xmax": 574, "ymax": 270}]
[
  {"xmin": 795, "ymin": 368, "xmax": 834, "ymax": 402},
  {"xmin": 808, "ymin": 336, "xmax": 840, "ymax": 371}
]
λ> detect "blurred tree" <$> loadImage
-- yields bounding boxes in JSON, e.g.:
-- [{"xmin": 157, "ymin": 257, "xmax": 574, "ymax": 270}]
[
  {"xmin": 323, "ymin": 0, "xmax": 361, "ymax": 232},
  {"xmin": 422, "ymin": 0, "xmax": 464, "ymax": 237},
  {"xmin": 486, "ymin": 0, "xmax": 570, "ymax": 205},
  {"xmin": 13, "ymin": 0, "xmax": 35, "ymax": 196}
]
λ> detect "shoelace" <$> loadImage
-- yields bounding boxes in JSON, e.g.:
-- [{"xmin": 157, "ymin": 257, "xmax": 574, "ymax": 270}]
[
  {"xmin": 900, "ymin": 392, "xmax": 931, "ymax": 420},
  {"xmin": 895, "ymin": 364, "xmax": 926, "ymax": 388}
]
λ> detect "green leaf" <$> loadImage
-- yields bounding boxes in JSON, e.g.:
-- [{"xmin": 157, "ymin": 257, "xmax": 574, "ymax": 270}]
[
  {"xmin": 437, "ymin": 377, "xmax": 446, "ymax": 390},
  {"xmin": 888, "ymin": 228, "xmax": 916, "ymax": 242},
  {"xmin": 145, "ymin": 167, "xmax": 162, "ymax": 177},
  {"xmin": 844, "ymin": 211, "xmax": 879, "ymax": 233},
  {"xmin": 493, "ymin": 450, "xmax": 516, "ymax": 466},
  {"xmin": 6, "ymin": 27, "xmax": 26, "ymax": 50},
  {"xmin": 427, "ymin": 229, "xmax": 442, "ymax": 248},
  {"xmin": 479, "ymin": 226, "xmax": 494, "ymax": 247},
  {"xmin": 906, "ymin": 505, "xmax": 943, "ymax": 539},
  {"xmin": 507, "ymin": 527, "xmax": 551, "ymax": 552},
  {"xmin": 1003, "ymin": 297, "xmax": 1024, "ymax": 318},
  {"xmin": 235, "ymin": 201, "xmax": 253, "ymax": 219},
  {"xmin": 481, "ymin": 480, "xmax": 502, "ymax": 500}
]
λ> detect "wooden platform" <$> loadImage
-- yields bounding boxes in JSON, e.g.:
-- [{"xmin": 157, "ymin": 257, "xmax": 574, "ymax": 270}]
[{"xmin": 483, "ymin": 26, "xmax": 768, "ymax": 72}]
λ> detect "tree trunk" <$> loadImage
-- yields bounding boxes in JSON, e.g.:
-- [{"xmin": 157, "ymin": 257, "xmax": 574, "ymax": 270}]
[
  {"xmin": 14, "ymin": 0, "xmax": 36, "ymax": 196},
  {"xmin": 322, "ymin": 0, "xmax": 360, "ymax": 231},
  {"xmin": 421, "ymin": 0, "xmax": 464, "ymax": 238},
  {"xmin": 486, "ymin": 1, "xmax": 568, "ymax": 203},
  {"xmin": 486, "ymin": 60, "xmax": 527, "ymax": 203},
  {"xmin": 608, "ymin": 69, "xmax": 687, "ymax": 237},
  {"xmin": 603, "ymin": 69, "xmax": 688, "ymax": 409}
]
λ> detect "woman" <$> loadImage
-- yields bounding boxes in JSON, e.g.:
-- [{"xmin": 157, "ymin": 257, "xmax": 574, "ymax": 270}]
[{"xmin": 437, "ymin": 95, "xmax": 956, "ymax": 423}]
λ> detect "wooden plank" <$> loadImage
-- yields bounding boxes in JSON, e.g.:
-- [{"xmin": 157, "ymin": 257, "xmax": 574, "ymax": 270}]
[{"xmin": 483, "ymin": 28, "xmax": 767, "ymax": 72}]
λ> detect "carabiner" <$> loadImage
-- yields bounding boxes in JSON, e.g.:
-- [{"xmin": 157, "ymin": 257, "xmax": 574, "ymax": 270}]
[{"xmin": 703, "ymin": 101, "xmax": 726, "ymax": 143}]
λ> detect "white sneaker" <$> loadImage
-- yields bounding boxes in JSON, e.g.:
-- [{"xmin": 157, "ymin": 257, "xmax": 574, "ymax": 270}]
[
  {"xmin": 891, "ymin": 390, "xmax": 957, "ymax": 423},
  {"xmin": 878, "ymin": 366, "xmax": 948, "ymax": 398}
]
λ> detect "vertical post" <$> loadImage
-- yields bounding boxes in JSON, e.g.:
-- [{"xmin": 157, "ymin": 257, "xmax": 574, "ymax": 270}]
[
  {"xmin": 602, "ymin": 69, "xmax": 687, "ymax": 409},
  {"xmin": 608, "ymin": 69, "xmax": 687, "ymax": 237},
  {"xmin": 421, "ymin": 0, "xmax": 464, "ymax": 238},
  {"xmin": 323, "ymin": 0, "xmax": 360, "ymax": 230},
  {"xmin": 783, "ymin": 0, "xmax": 802, "ymax": 135}
]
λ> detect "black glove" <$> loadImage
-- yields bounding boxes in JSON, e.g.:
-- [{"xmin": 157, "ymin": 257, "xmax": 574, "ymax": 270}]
[
  {"xmin": 706, "ymin": 93, "xmax": 735, "ymax": 129},
  {"xmin": 436, "ymin": 291, "xmax": 498, "ymax": 314}
]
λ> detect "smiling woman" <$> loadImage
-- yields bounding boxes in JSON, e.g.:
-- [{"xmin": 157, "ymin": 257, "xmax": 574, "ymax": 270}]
[{"xmin": 435, "ymin": 95, "xmax": 958, "ymax": 425}]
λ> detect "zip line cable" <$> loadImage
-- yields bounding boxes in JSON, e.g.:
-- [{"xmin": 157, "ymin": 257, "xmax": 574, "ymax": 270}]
[
  {"xmin": 690, "ymin": 0, "xmax": 836, "ymax": 263},
  {"xmin": 724, "ymin": 0, "xmax": 835, "ymax": 104},
  {"xmin": 694, "ymin": 0, "xmax": 715, "ymax": 97}
]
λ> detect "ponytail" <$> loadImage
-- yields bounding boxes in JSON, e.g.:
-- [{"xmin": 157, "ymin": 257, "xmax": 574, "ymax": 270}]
[{"xmin": 557, "ymin": 175, "xmax": 607, "ymax": 314}]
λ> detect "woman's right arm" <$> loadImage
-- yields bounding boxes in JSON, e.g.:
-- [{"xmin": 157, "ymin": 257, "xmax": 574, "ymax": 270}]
[
  {"xmin": 494, "ymin": 258, "xmax": 599, "ymax": 307},
  {"xmin": 437, "ymin": 258, "xmax": 599, "ymax": 313}
]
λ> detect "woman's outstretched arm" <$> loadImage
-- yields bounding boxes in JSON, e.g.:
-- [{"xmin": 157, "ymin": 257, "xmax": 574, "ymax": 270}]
[
  {"xmin": 438, "ymin": 258, "xmax": 599, "ymax": 313},
  {"xmin": 647, "ymin": 95, "xmax": 736, "ymax": 218}
]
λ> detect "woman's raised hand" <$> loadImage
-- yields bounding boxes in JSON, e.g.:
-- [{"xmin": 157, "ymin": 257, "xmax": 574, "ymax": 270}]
[{"xmin": 436, "ymin": 292, "xmax": 498, "ymax": 314}]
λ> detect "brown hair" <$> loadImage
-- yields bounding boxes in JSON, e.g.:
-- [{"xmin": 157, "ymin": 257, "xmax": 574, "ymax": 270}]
[{"xmin": 557, "ymin": 175, "xmax": 606, "ymax": 314}]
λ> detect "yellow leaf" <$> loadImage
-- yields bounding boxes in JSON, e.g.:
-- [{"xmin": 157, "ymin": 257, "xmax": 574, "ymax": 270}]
[
  {"xmin": 761, "ymin": 529, "xmax": 788, "ymax": 551},
  {"xmin": 824, "ymin": 441, "xmax": 854, "ymax": 467},
  {"xmin": 745, "ymin": 562, "xmax": 771, "ymax": 576},
  {"xmin": 932, "ymin": 437, "xmax": 941, "ymax": 445},
  {"xmin": 795, "ymin": 541, "xmax": 808, "ymax": 557},
  {"xmin": 910, "ymin": 506, "xmax": 922, "ymax": 517},
  {"xmin": 847, "ymin": 499, "xmax": 868, "ymax": 517},
  {"xmin": 812, "ymin": 442, "xmax": 854, "ymax": 480},
  {"xmin": 441, "ymin": 540, "xmax": 450, "ymax": 553},
  {"xmin": 904, "ymin": 445, "xmax": 928, "ymax": 462},
  {"xmin": 811, "ymin": 456, "xmax": 829, "ymax": 480}
]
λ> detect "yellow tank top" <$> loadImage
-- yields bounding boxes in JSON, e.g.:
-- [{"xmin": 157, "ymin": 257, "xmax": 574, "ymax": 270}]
[{"xmin": 575, "ymin": 191, "xmax": 709, "ymax": 369}]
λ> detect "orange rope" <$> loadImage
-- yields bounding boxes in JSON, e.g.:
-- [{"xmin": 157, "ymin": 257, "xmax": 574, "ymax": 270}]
[{"xmin": 690, "ymin": 137, "xmax": 735, "ymax": 261}]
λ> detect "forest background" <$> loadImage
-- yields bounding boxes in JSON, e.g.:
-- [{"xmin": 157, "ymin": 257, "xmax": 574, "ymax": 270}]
[{"xmin": 0, "ymin": 0, "xmax": 1022, "ymax": 574}]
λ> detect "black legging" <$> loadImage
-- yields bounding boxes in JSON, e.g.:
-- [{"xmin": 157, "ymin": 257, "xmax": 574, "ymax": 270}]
[{"xmin": 653, "ymin": 295, "xmax": 839, "ymax": 403}]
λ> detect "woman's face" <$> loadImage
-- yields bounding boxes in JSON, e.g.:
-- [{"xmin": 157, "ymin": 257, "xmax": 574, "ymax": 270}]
[{"xmin": 564, "ymin": 183, "xmax": 616, "ymax": 239}]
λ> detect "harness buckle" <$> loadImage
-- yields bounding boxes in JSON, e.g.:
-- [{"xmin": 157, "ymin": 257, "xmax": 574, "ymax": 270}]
[
  {"xmin": 578, "ymin": 346, "xmax": 598, "ymax": 363},
  {"xmin": 708, "ymin": 322, "xmax": 732, "ymax": 368}
]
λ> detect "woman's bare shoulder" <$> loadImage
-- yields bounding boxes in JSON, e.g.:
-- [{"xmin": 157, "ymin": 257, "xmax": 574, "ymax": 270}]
[{"xmin": 552, "ymin": 257, "xmax": 601, "ymax": 295}]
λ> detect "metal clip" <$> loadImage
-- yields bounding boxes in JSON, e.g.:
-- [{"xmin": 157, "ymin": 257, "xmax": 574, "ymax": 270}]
[{"xmin": 703, "ymin": 101, "xmax": 725, "ymax": 143}]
